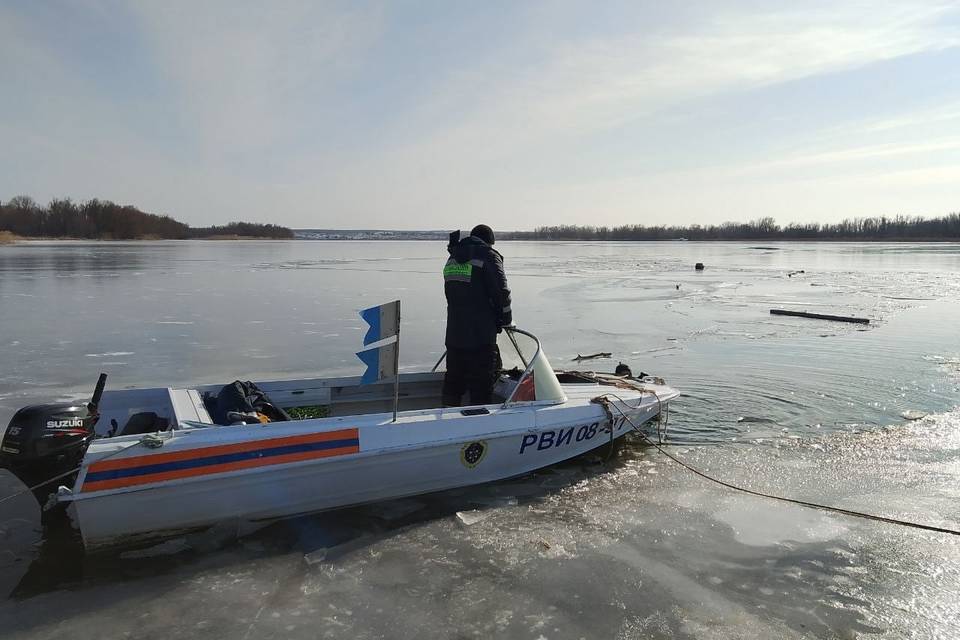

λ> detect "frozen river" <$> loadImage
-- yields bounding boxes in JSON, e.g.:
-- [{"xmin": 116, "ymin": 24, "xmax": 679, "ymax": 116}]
[{"xmin": 1, "ymin": 240, "xmax": 959, "ymax": 639}]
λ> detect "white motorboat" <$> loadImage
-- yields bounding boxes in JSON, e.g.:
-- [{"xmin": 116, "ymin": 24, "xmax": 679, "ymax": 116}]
[{"xmin": 1, "ymin": 327, "xmax": 679, "ymax": 550}]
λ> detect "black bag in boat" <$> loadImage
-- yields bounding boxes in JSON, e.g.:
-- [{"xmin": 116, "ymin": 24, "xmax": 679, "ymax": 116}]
[{"xmin": 205, "ymin": 380, "xmax": 290, "ymax": 425}]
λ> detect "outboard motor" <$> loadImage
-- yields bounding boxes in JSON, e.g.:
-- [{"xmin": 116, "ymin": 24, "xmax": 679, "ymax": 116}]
[{"xmin": 0, "ymin": 374, "xmax": 106, "ymax": 515}]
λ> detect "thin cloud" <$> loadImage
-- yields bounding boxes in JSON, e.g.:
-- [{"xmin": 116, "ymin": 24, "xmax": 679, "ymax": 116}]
[
  {"xmin": 2, "ymin": 1, "xmax": 959, "ymax": 228},
  {"xmin": 129, "ymin": 2, "xmax": 386, "ymax": 153}
]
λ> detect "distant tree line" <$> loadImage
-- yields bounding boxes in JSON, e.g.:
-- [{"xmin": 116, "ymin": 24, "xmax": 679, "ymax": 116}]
[
  {"xmin": 0, "ymin": 195, "xmax": 294, "ymax": 239},
  {"xmin": 510, "ymin": 214, "xmax": 960, "ymax": 241},
  {"xmin": 189, "ymin": 221, "xmax": 295, "ymax": 239}
]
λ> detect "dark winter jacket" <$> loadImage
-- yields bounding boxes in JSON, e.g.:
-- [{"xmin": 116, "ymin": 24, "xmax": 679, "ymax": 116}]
[{"xmin": 443, "ymin": 234, "xmax": 512, "ymax": 349}]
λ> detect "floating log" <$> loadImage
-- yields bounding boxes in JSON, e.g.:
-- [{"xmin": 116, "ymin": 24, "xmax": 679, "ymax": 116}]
[
  {"xmin": 573, "ymin": 352, "xmax": 612, "ymax": 361},
  {"xmin": 770, "ymin": 309, "xmax": 869, "ymax": 324}
]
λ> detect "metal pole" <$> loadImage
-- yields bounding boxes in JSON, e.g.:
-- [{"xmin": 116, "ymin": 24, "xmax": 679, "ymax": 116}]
[
  {"xmin": 506, "ymin": 329, "xmax": 529, "ymax": 369},
  {"xmin": 392, "ymin": 300, "xmax": 401, "ymax": 422}
]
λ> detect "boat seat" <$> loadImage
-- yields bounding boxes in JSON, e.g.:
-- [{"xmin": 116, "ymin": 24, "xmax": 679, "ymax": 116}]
[{"xmin": 119, "ymin": 412, "xmax": 170, "ymax": 436}]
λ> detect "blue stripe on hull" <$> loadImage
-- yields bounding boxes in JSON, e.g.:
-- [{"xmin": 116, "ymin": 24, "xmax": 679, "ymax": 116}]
[{"xmin": 85, "ymin": 438, "xmax": 360, "ymax": 482}]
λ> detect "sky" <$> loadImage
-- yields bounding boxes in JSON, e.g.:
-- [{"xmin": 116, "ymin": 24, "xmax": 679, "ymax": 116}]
[{"xmin": 2, "ymin": 1, "xmax": 960, "ymax": 230}]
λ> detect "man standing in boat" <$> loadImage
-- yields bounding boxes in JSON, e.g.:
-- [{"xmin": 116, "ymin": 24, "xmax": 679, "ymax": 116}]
[{"xmin": 442, "ymin": 224, "xmax": 512, "ymax": 406}]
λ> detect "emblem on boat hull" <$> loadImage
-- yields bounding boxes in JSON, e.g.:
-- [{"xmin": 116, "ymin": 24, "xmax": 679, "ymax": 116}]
[{"xmin": 460, "ymin": 441, "xmax": 487, "ymax": 468}]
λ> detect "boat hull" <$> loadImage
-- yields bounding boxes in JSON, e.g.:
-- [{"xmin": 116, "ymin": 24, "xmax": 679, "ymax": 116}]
[{"xmin": 67, "ymin": 391, "xmax": 669, "ymax": 549}]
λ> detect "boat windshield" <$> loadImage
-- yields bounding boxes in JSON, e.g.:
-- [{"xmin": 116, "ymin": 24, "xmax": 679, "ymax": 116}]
[{"xmin": 497, "ymin": 328, "xmax": 566, "ymax": 405}]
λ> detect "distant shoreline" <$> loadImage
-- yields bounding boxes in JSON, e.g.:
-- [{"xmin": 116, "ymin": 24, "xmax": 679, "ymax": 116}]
[
  {"xmin": 1, "ymin": 235, "xmax": 291, "ymax": 243},
  {"xmin": 294, "ymin": 236, "xmax": 960, "ymax": 242},
  {"xmin": 507, "ymin": 237, "xmax": 960, "ymax": 243},
  {"xmin": 5, "ymin": 235, "xmax": 959, "ymax": 244},
  {"xmin": 1, "ymin": 195, "xmax": 294, "ymax": 240},
  {"xmin": 294, "ymin": 223, "xmax": 960, "ymax": 241}
]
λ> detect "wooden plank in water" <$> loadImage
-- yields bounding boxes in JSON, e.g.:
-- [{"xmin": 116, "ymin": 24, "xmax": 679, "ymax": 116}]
[{"xmin": 770, "ymin": 309, "xmax": 870, "ymax": 324}]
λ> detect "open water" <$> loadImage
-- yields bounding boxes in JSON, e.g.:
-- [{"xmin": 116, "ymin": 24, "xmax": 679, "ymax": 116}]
[{"xmin": 0, "ymin": 240, "xmax": 958, "ymax": 639}]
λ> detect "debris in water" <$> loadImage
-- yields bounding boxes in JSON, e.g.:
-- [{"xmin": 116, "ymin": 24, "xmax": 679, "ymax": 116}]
[
  {"xmin": 456, "ymin": 510, "xmax": 490, "ymax": 526},
  {"xmin": 770, "ymin": 309, "xmax": 869, "ymax": 324},
  {"xmin": 787, "ymin": 270, "xmax": 806, "ymax": 277},
  {"xmin": 302, "ymin": 534, "xmax": 374, "ymax": 565},
  {"xmin": 303, "ymin": 548, "xmax": 328, "ymax": 565},
  {"xmin": 901, "ymin": 410, "xmax": 928, "ymax": 421},
  {"xmin": 573, "ymin": 352, "xmax": 612, "ymax": 362},
  {"xmin": 471, "ymin": 496, "xmax": 518, "ymax": 508},
  {"xmin": 539, "ymin": 475, "xmax": 574, "ymax": 489},
  {"xmin": 614, "ymin": 362, "xmax": 636, "ymax": 377},
  {"xmin": 695, "ymin": 263, "xmax": 705, "ymax": 271}
]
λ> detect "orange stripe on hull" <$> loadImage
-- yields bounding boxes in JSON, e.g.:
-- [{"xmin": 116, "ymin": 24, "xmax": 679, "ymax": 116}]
[
  {"xmin": 81, "ymin": 444, "xmax": 359, "ymax": 492},
  {"xmin": 89, "ymin": 429, "xmax": 359, "ymax": 473}
]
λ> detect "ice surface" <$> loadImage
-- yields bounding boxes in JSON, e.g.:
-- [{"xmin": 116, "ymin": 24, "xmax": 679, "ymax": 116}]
[
  {"xmin": 455, "ymin": 510, "xmax": 490, "ymax": 526},
  {"xmin": 1, "ymin": 241, "xmax": 959, "ymax": 638}
]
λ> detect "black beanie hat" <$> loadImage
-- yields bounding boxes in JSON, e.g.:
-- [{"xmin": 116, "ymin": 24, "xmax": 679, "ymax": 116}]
[{"xmin": 471, "ymin": 224, "xmax": 495, "ymax": 245}]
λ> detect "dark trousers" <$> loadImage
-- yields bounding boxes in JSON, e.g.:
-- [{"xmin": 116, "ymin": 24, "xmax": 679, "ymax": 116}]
[{"xmin": 442, "ymin": 345, "xmax": 500, "ymax": 407}]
